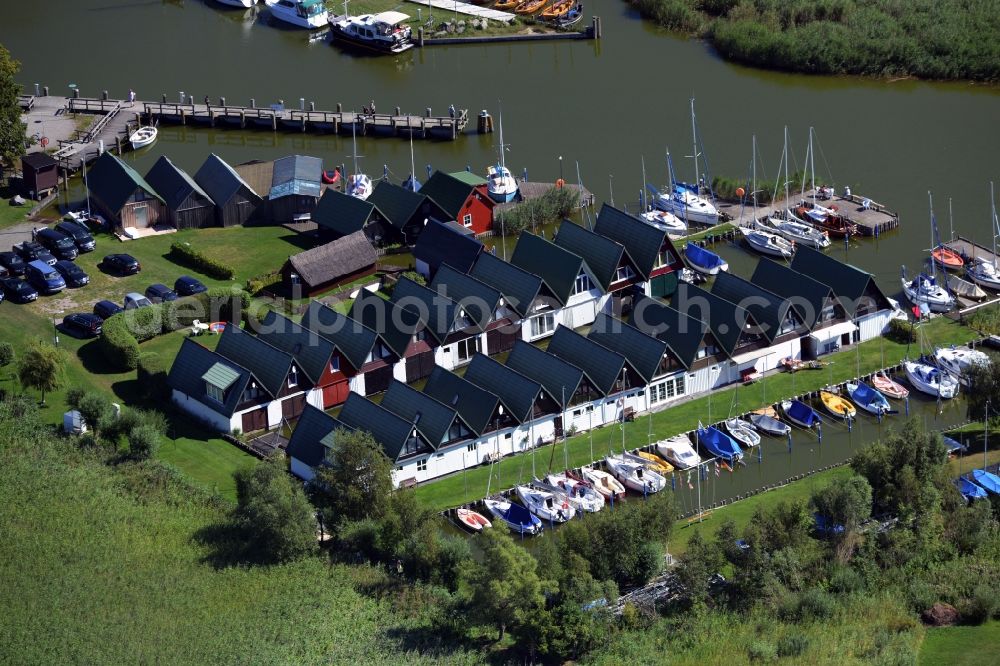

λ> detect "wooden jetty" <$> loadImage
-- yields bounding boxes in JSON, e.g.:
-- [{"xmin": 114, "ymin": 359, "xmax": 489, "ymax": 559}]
[
  {"xmin": 943, "ymin": 236, "xmax": 998, "ymax": 266},
  {"xmin": 722, "ymin": 187, "xmax": 899, "ymax": 237}
]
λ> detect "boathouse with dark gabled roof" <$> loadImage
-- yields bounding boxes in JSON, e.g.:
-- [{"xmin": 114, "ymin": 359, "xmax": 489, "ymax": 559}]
[
  {"xmin": 671, "ymin": 283, "xmax": 766, "ymax": 362},
  {"xmin": 194, "ymin": 153, "xmax": 263, "ymax": 227},
  {"xmin": 423, "ymin": 366, "xmax": 510, "ymax": 438},
  {"xmin": 368, "ymin": 181, "xmax": 446, "ymax": 245},
  {"xmin": 286, "ymin": 405, "xmax": 352, "ymax": 481},
  {"xmin": 554, "ymin": 219, "xmax": 643, "ymax": 295},
  {"xmin": 144, "ymin": 156, "xmax": 215, "ymax": 229},
  {"xmin": 413, "ymin": 219, "xmax": 484, "ymax": 280},
  {"xmin": 430, "ymin": 264, "xmax": 517, "ymax": 357},
  {"xmin": 587, "ymin": 312, "xmax": 672, "ymax": 386},
  {"xmin": 469, "ymin": 251, "xmax": 543, "ymax": 321},
  {"xmin": 420, "ymin": 170, "xmax": 495, "ymax": 235},
  {"xmin": 311, "ymin": 188, "xmax": 392, "ymax": 244},
  {"xmin": 283, "ymin": 230, "xmax": 377, "ymax": 297},
  {"xmin": 592, "ymin": 203, "xmax": 685, "ymax": 298},
  {"xmin": 87, "ymin": 151, "xmax": 167, "ymax": 230},
  {"xmin": 349, "ymin": 290, "xmax": 434, "ymax": 384},
  {"xmin": 267, "ymin": 155, "xmax": 324, "ymax": 224},
  {"xmin": 789, "ymin": 246, "xmax": 894, "ymax": 344}
]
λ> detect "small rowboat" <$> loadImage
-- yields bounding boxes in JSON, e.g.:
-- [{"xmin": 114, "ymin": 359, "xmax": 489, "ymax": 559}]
[
  {"xmin": 540, "ymin": 0, "xmax": 573, "ymax": 18},
  {"xmin": 932, "ymin": 245, "xmax": 965, "ymax": 271},
  {"xmin": 575, "ymin": 466, "xmax": 625, "ymax": 500},
  {"xmin": 455, "ymin": 508, "xmax": 492, "ymax": 531},
  {"xmin": 515, "ymin": 0, "xmax": 547, "ymax": 13},
  {"xmin": 629, "ymin": 450, "xmax": 675, "ymax": 474},
  {"xmin": 872, "ymin": 373, "xmax": 909, "ymax": 399},
  {"xmin": 724, "ymin": 418, "xmax": 760, "ymax": 448},
  {"xmin": 820, "ymin": 390, "xmax": 856, "ymax": 419},
  {"xmin": 129, "ymin": 125, "xmax": 158, "ymax": 150}
]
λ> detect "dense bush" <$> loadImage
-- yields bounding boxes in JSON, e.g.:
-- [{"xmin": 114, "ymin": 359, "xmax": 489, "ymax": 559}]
[
  {"xmin": 0, "ymin": 341, "xmax": 13, "ymax": 367},
  {"xmin": 137, "ymin": 352, "xmax": 170, "ymax": 403},
  {"xmin": 885, "ymin": 318, "xmax": 916, "ymax": 344},
  {"xmin": 169, "ymin": 242, "xmax": 235, "ymax": 280},
  {"xmin": 245, "ymin": 270, "xmax": 282, "ymax": 296},
  {"xmin": 99, "ymin": 313, "xmax": 142, "ymax": 371}
]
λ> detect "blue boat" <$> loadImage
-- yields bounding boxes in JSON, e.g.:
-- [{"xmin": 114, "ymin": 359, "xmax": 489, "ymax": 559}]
[
  {"xmin": 941, "ymin": 436, "xmax": 967, "ymax": 456},
  {"xmin": 696, "ymin": 425, "xmax": 743, "ymax": 463},
  {"xmin": 957, "ymin": 476, "xmax": 988, "ymax": 501},
  {"xmin": 483, "ymin": 497, "xmax": 543, "ymax": 535},
  {"xmin": 780, "ymin": 399, "xmax": 822, "ymax": 428},
  {"xmin": 972, "ymin": 469, "xmax": 1000, "ymax": 495},
  {"xmin": 845, "ymin": 381, "xmax": 893, "ymax": 416},
  {"xmin": 684, "ymin": 242, "xmax": 729, "ymax": 276}
]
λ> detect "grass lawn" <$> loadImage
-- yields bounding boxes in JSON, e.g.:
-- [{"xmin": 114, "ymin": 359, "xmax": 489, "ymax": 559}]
[
  {"xmin": 0, "ymin": 185, "xmax": 33, "ymax": 229},
  {"xmin": 920, "ymin": 621, "xmax": 1000, "ymax": 665},
  {"xmin": 158, "ymin": 431, "xmax": 256, "ymax": 501},
  {"xmin": 412, "ymin": 313, "xmax": 979, "ymax": 511}
]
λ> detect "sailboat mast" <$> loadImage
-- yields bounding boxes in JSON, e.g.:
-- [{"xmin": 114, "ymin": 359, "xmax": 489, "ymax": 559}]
[
  {"xmin": 991, "ymin": 181, "xmax": 998, "ymax": 269},
  {"xmin": 497, "ymin": 107, "xmax": 506, "ymax": 173},
  {"xmin": 810, "ymin": 127, "xmax": 816, "ymax": 208},
  {"xmin": 783, "ymin": 126, "xmax": 790, "ymax": 215},
  {"xmin": 928, "ymin": 191, "xmax": 937, "ymax": 281},
  {"xmin": 949, "ymin": 198, "xmax": 954, "ymax": 242},
  {"xmin": 690, "ymin": 98, "xmax": 700, "ymax": 189},
  {"xmin": 641, "ymin": 155, "xmax": 647, "ymax": 211},
  {"xmin": 752, "ymin": 134, "xmax": 758, "ymax": 211},
  {"xmin": 351, "ymin": 122, "xmax": 359, "ymax": 176},
  {"xmin": 408, "ymin": 131, "xmax": 415, "ymax": 188}
]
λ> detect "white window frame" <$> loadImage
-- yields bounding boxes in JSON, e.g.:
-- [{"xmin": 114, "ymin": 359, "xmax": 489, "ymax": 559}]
[
  {"xmin": 206, "ymin": 383, "xmax": 224, "ymax": 403},
  {"xmin": 462, "ymin": 213, "xmax": 473, "ymax": 228},
  {"xmin": 417, "ymin": 458, "xmax": 427, "ymax": 472},
  {"xmin": 287, "ymin": 366, "xmax": 299, "ymax": 388},
  {"xmin": 529, "ymin": 312, "xmax": 555, "ymax": 339},
  {"xmin": 572, "ymin": 272, "xmax": 592, "ymax": 296},
  {"xmin": 329, "ymin": 356, "xmax": 340, "ymax": 373},
  {"xmin": 457, "ymin": 336, "xmax": 481, "ymax": 362},
  {"xmin": 614, "ymin": 264, "xmax": 635, "ymax": 283}
]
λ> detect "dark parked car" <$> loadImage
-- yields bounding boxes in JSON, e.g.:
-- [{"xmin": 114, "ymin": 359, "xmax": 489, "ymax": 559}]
[
  {"xmin": 0, "ymin": 265, "xmax": 7, "ymax": 279},
  {"xmin": 54, "ymin": 260, "xmax": 89, "ymax": 288},
  {"xmin": 13, "ymin": 241, "xmax": 56, "ymax": 266},
  {"xmin": 0, "ymin": 252, "xmax": 25, "ymax": 276},
  {"xmin": 35, "ymin": 228, "xmax": 79, "ymax": 261},
  {"xmin": 0, "ymin": 277, "xmax": 38, "ymax": 303},
  {"xmin": 61, "ymin": 313, "xmax": 103, "ymax": 338},
  {"xmin": 25, "ymin": 260, "xmax": 66, "ymax": 294},
  {"xmin": 174, "ymin": 275, "xmax": 207, "ymax": 296},
  {"xmin": 54, "ymin": 221, "xmax": 96, "ymax": 252},
  {"xmin": 145, "ymin": 283, "xmax": 177, "ymax": 303},
  {"xmin": 93, "ymin": 300, "xmax": 124, "ymax": 320},
  {"xmin": 101, "ymin": 253, "xmax": 141, "ymax": 275}
]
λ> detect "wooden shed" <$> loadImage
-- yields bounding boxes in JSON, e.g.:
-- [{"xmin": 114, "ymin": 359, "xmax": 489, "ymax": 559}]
[
  {"xmin": 283, "ymin": 230, "xmax": 378, "ymax": 297},
  {"xmin": 194, "ymin": 153, "xmax": 263, "ymax": 227},
  {"xmin": 267, "ymin": 155, "xmax": 323, "ymax": 224},
  {"xmin": 21, "ymin": 153, "xmax": 58, "ymax": 199},
  {"xmin": 145, "ymin": 156, "xmax": 215, "ymax": 229},
  {"xmin": 86, "ymin": 152, "xmax": 167, "ymax": 230}
]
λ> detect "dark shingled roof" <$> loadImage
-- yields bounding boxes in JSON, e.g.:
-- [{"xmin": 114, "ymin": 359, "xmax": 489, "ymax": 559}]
[
  {"xmin": 391, "ymin": 276, "xmax": 460, "ymax": 346},
  {"xmin": 712, "ymin": 271, "xmax": 797, "ymax": 344},
  {"xmin": 469, "ymin": 252, "xmax": 542, "ymax": 319},
  {"xmin": 593, "ymin": 203, "xmax": 681, "ymax": 279},
  {"xmin": 350, "ymin": 290, "xmax": 420, "ymax": 359},
  {"xmin": 463, "ymin": 354, "xmax": 544, "ymax": 424},
  {"xmin": 510, "ymin": 232, "xmax": 592, "ymax": 306},
  {"xmin": 145, "ymin": 155, "xmax": 211, "ymax": 211},
  {"xmin": 22, "ymin": 153, "xmax": 57, "ymax": 169},
  {"xmin": 216, "ymin": 323, "xmax": 304, "ymax": 395},
  {"xmin": 300, "ymin": 300, "xmax": 377, "ymax": 371},
  {"xmin": 419, "ymin": 171, "xmax": 479, "ymax": 218},
  {"xmin": 338, "ymin": 392, "xmax": 429, "ymax": 461},
  {"xmin": 588, "ymin": 312, "xmax": 669, "ymax": 384},
  {"xmin": 167, "ymin": 337, "xmax": 260, "ymax": 417},
  {"xmin": 269, "ymin": 155, "xmax": 323, "ymax": 199},
  {"xmin": 506, "ymin": 340, "xmax": 583, "ymax": 409},
  {"xmin": 368, "ymin": 181, "xmax": 425, "ymax": 230},
  {"xmin": 553, "ymin": 220, "xmax": 631, "ymax": 292},
  {"xmin": 381, "ymin": 380, "xmax": 469, "ymax": 449},
  {"xmin": 671, "ymin": 283, "xmax": 759, "ymax": 358},
  {"xmin": 312, "ymin": 188, "xmax": 379, "ymax": 238},
  {"xmin": 88, "ymin": 151, "xmax": 163, "ymax": 212},
  {"xmin": 288, "ymin": 230, "xmax": 376, "ymax": 289},
  {"xmin": 630, "ymin": 295, "xmax": 709, "ymax": 370},
  {"xmin": 751, "ymin": 258, "xmax": 837, "ymax": 331},
  {"xmin": 546, "ymin": 325, "xmax": 626, "ymax": 396},
  {"xmin": 413, "ymin": 220, "xmax": 484, "ymax": 276},
  {"xmin": 423, "ymin": 366, "xmax": 501, "ymax": 436},
  {"xmin": 194, "ymin": 153, "xmax": 262, "ymax": 207},
  {"xmin": 789, "ymin": 246, "xmax": 892, "ymax": 317},
  {"xmin": 429, "ymin": 264, "xmax": 502, "ymax": 333},
  {"xmin": 258, "ymin": 310, "xmax": 337, "ymax": 381},
  {"xmin": 286, "ymin": 404, "xmax": 351, "ymax": 468}
]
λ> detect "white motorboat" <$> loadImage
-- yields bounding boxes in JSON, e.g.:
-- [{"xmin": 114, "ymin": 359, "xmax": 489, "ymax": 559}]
[
  {"xmin": 903, "ymin": 360, "xmax": 959, "ymax": 399},
  {"xmin": 346, "ymin": 173, "xmax": 372, "ymax": 199},
  {"xmin": 604, "ymin": 455, "xmax": 666, "ymax": 494},
  {"xmin": 516, "ymin": 485, "xmax": 575, "ymax": 523},
  {"xmin": 129, "ymin": 126, "xmax": 157, "ymax": 150},
  {"xmin": 655, "ymin": 434, "xmax": 702, "ymax": 469},
  {"xmin": 762, "ymin": 214, "xmax": 831, "ymax": 249},
  {"xmin": 724, "ymin": 418, "xmax": 760, "ymax": 448},
  {"xmin": 640, "ymin": 209, "xmax": 687, "ymax": 237},
  {"xmin": 265, "ymin": 0, "xmax": 329, "ymax": 28},
  {"xmin": 901, "ymin": 271, "xmax": 954, "ymax": 313},
  {"xmin": 216, "ymin": 0, "xmax": 256, "ymax": 7},
  {"xmin": 577, "ymin": 466, "xmax": 626, "ymax": 500},
  {"xmin": 331, "ymin": 11, "xmax": 414, "ymax": 54},
  {"xmin": 487, "ymin": 110, "xmax": 518, "ymax": 203},
  {"xmin": 935, "ymin": 346, "xmax": 990, "ymax": 386},
  {"xmin": 543, "ymin": 474, "xmax": 605, "ymax": 512},
  {"xmin": 967, "ymin": 259, "xmax": 1000, "ymax": 291},
  {"xmin": 740, "ymin": 225, "xmax": 794, "ymax": 259},
  {"xmin": 656, "ymin": 186, "xmax": 719, "ymax": 226}
]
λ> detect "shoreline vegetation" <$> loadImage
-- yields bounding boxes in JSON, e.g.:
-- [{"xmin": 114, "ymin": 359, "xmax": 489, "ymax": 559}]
[{"xmin": 625, "ymin": 0, "xmax": 1000, "ymax": 83}]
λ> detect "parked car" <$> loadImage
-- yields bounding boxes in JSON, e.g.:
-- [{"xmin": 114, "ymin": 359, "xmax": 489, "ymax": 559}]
[
  {"xmin": 101, "ymin": 253, "xmax": 141, "ymax": 275},
  {"xmin": 0, "ymin": 277, "xmax": 38, "ymax": 303},
  {"xmin": 174, "ymin": 275, "xmax": 207, "ymax": 296},
  {"xmin": 25, "ymin": 260, "xmax": 66, "ymax": 294},
  {"xmin": 13, "ymin": 241, "xmax": 56, "ymax": 266},
  {"xmin": 54, "ymin": 221, "xmax": 96, "ymax": 252},
  {"xmin": 93, "ymin": 300, "xmax": 124, "ymax": 320},
  {"xmin": 34, "ymin": 228, "xmax": 79, "ymax": 260},
  {"xmin": 145, "ymin": 283, "xmax": 177, "ymax": 303},
  {"xmin": 124, "ymin": 292, "xmax": 153, "ymax": 309},
  {"xmin": 0, "ymin": 265, "xmax": 7, "ymax": 279},
  {"xmin": 54, "ymin": 260, "xmax": 89, "ymax": 288},
  {"xmin": 61, "ymin": 312, "xmax": 103, "ymax": 338},
  {"xmin": 0, "ymin": 252, "xmax": 25, "ymax": 276}
]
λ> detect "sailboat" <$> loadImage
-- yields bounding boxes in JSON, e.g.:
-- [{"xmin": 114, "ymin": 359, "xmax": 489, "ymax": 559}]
[
  {"xmin": 931, "ymin": 199, "xmax": 964, "ymax": 271},
  {"xmin": 640, "ymin": 206, "xmax": 687, "ymax": 237},
  {"xmin": 695, "ymin": 424, "xmax": 743, "ymax": 464},
  {"xmin": 516, "ymin": 484, "xmax": 575, "ymax": 523},
  {"xmin": 346, "ymin": 123, "xmax": 372, "ymax": 200},
  {"xmin": 793, "ymin": 128, "xmax": 857, "ymax": 238},
  {"xmin": 902, "ymin": 193, "xmax": 956, "ymax": 313},
  {"xmin": 938, "ymin": 199, "xmax": 983, "ymax": 298},
  {"xmin": 749, "ymin": 411, "xmax": 791, "ymax": 437},
  {"xmin": 483, "ymin": 497, "xmax": 543, "ymax": 535},
  {"xmin": 780, "ymin": 399, "xmax": 822, "ymax": 428},
  {"xmin": 653, "ymin": 100, "xmax": 720, "ymax": 226},
  {"xmin": 543, "ymin": 473, "xmax": 605, "ymax": 512},
  {"xmin": 604, "ymin": 455, "xmax": 666, "ymax": 493},
  {"xmin": 655, "ymin": 434, "xmax": 702, "ymax": 469},
  {"xmin": 966, "ymin": 183, "xmax": 1000, "ymax": 290},
  {"xmin": 401, "ymin": 132, "xmax": 420, "ymax": 192},
  {"xmin": 762, "ymin": 128, "xmax": 831, "ymax": 249},
  {"xmin": 741, "ymin": 224, "xmax": 795, "ymax": 259},
  {"xmin": 724, "ymin": 418, "xmax": 760, "ymax": 448},
  {"xmin": 684, "ymin": 241, "xmax": 728, "ymax": 276},
  {"xmin": 845, "ymin": 381, "xmax": 892, "ymax": 416},
  {"xmin": 872, "ymin": 372, "xmax": 909, "ymax": 399},
  {"xmin": 903, "ymin": 359, "xmax": 959, "ymax": 399},
  {"xmin": 575, "ymin": 466, "xmax": 626, "ymax": 500},
  {"xmin": 487, "ymin": 109, "xmax": 518, "ymax": 203}
]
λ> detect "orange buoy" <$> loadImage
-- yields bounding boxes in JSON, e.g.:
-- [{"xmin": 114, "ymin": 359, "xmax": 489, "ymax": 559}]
[
  {"xmin": 735, "ymin": 187, "xmax": 745, "ymax": 197},
  {"xmin": 555, "ymin": 178, "xmax": 565, "ymax": 189}
]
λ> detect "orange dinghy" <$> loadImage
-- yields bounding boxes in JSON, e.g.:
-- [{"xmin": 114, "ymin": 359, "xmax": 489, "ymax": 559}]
[
  {"xmin": 932, "ymin": 245, "xmax": 965, "ymax": 271},
  {"xmin": 540, "ymin": 0, "xmax": 572, "ymax": 18},
  {"xmin": 515, "ymin": 0, "xmax": 547, "ymax": 13}
]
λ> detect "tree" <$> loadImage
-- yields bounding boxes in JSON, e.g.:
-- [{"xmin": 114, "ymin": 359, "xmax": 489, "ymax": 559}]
[
  {"xmin": 463, "ymin": 528, "xmax": 551, "ymax": 641},
  {"xmin": 0, "ymin": 342, "xmax": 14, "ymax": 368},
  {"xmin": 964, "ymin": 361, "xmax": 1000, "ymax": 424},
  {"xmin": 233, "ymin": 455, "xmax": 316, "ymax": 564},
  {"xmin": 127, "ymin": 424, "xmax": 160, "ymax": 460},
  {"xmin": 66, "ymin": 388, "xmax": 113, "ymax": 441},
  {"xmin": 307, "ymin": 428, "xmax": 392, "ymax": 529},
  {"xmin": 0, "ymin": 45, "xmax": 26, "ymax": 179},
  {"xmin": 16, "ymin": 340, "xmax": 64, "ymax": 404},
  {"xmin": 810, "ymin": 475, "xmax": 872, "ymax": 563},
  {"xmin": 676, "ymin": 530, "xmax": 724, "ymax": 609}
]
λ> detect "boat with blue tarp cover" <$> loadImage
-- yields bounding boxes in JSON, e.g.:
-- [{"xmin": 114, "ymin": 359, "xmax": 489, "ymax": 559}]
[
  {"xmin": 957, "ymin": 476, "xmax": 988, "ymax": 500},
  {"xmin": 483, "ymin": 497, "xmax": 543, "ymax": 535},
  {"xmin": 684, "ymin": 242, "xmax": 728, "ymax": 276},
  {"xmin": 845, "ymin": 381, "xmax": 893, "ymax": 416},
  {"xmin": 696, "ymin": 424, "xmax": 743, "ymax": 464},
  {"xmin": 971, "ymin": 469, "xmax": 1000, "ymax": 495},
  {"xmin": 781, "ymin": 399, "xmax": 822, "ymax": 428}
]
